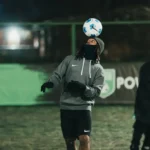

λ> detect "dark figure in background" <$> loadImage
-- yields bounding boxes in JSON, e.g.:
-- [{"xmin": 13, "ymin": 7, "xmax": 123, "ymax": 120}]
[
  {"xmin": 130, "ymin": 62, "xmax": 150, "ymax": 150},
  {"xmin": 41, "ymin": 37, "xmax": 105, "ymax": 150}
]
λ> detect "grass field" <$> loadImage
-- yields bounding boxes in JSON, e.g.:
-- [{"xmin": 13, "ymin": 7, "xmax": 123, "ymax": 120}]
[{"xmin": 0, "ymin": 105, "xmax": 136, "ymax": 150}]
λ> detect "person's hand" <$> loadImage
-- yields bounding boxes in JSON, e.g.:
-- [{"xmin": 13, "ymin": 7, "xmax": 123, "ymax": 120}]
[
  {"xmin": 67, "ymin": 81, "xmax": 86, "ymax": 93},
  {"xmin": 41, "ymin": 82, "xmax": 54, "ymax": 93}
]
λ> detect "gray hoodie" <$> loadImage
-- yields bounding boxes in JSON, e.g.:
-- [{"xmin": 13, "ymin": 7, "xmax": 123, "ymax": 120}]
[{"xmin": 49, "ymin": 55, "xmax": 104, "ymax": 111}]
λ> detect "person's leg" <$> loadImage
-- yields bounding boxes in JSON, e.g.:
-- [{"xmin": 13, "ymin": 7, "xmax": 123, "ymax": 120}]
[
  {"xmin": 79, "ymin": 135, "xmax": 90, "ymax": 150},
  {"xmin": 65, "ymin": 138, "xmax": 77, "ymax": 150},
  {"xmin": 142, "ymin": 124, "xmax": 150, "ymax": 150},
  {"xmin": 76, "ymin": 110, "xmax": 91, "ymax": 150},
  {"xmin": 130, "ymin": 120, "xmax": 145, "ymax": 150},
  {"xmin": 60, "ymin": 110, "xmax": 77, "ymax": 150}
]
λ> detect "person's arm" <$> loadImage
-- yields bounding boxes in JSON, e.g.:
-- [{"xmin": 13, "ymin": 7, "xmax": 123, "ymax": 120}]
[
  {"xmin": 138, "ymin": 65, "xmax": 145, "ymax": 85},
  {"xmin": 82, "ymin": 67, "xmax": 104, "ymax": 100},
  {"xmin": 134, "ymin": 64, "xmax": 147, "ymax": 117},
  {"xmin": 48, "ymin": 55, "xmax": 72, "ymax": 88}
]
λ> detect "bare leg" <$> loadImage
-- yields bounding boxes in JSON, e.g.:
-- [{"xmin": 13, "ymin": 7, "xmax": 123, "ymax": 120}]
[{"xmin": 79, "ymin": 135, "xmax": 90, "ymax": 150}]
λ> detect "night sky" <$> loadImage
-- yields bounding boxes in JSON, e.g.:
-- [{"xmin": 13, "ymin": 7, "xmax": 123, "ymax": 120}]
[{"xmin": 0, "ymin": 0, "xmax": 149, "ymax": 22}]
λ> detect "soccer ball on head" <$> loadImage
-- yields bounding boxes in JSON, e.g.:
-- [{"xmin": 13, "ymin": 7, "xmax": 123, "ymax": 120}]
[{"xmin": 83, "ymin": 18, "xmax": 103, "ymax": 37}]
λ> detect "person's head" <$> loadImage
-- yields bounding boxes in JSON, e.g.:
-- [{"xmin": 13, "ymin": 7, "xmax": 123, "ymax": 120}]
[
  {"xmin": 76, "ymin": 37, "xmax": 105, "ymax": 62},
  {"xmin": 86, "ymin": 38, "xmax": 97, "ymax": 45}
]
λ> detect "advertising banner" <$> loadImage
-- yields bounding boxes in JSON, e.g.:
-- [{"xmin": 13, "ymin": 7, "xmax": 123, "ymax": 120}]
[{"xmin": 0, "ymin": 62, "xmax": 143, "ymax": 105}]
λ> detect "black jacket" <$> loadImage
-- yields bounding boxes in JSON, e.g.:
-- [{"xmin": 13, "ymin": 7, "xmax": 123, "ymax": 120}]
[{"xmin": 134, "ymin": 61, "xmax": 150, "ymax": 124}]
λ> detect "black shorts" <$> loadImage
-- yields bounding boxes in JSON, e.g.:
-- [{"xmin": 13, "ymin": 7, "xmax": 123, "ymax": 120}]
[{"xmin": 60, "ymin": 110, "xmax": 91, "ymax": 139}]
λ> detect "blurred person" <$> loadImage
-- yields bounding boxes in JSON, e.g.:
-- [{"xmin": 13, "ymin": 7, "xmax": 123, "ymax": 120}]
[
  {"xmin": 41, "ymin": 37, "xmax": 105, "ymax": 150},
  {"xmin": 130, "ymin": 62, "xmax": 150, "ymax": 150}
]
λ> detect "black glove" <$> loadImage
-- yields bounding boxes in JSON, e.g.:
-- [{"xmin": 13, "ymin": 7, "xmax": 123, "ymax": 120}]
[
  {"xmin": 41, "ymin": 82, "xmax": 54, "ymax": 93},
  {"xmin": 67, "ymin": 81, "xmax": 86, "ymax": 94}
]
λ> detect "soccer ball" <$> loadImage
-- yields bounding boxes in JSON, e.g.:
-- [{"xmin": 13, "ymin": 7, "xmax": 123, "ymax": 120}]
[{"xmin": 83, "ymin": 18, "xmax": 103, "ymax": 37}]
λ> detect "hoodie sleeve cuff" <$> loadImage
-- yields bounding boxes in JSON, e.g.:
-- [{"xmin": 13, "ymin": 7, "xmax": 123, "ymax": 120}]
[{"xmin": 83, "ymin": 86, "xmax": 100, "ymax": 99}]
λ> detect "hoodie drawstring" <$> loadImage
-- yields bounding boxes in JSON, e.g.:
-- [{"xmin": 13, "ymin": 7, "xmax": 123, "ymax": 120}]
[
  {"xmin": 89, "ymin": 60, "xmax": 92, "ymax": 78},
  {"xmin": 81, "ymin": 58, "xmax": 92, "ymax": 78},
  {"xmin": 81, "ymin": 58, "xmax": 85, "ymax": 76}
]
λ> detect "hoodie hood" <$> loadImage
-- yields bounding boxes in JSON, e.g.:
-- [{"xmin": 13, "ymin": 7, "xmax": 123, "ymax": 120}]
[{"xmin": 94, "ymin": 37, "xmax": 105, "ymax": 54}]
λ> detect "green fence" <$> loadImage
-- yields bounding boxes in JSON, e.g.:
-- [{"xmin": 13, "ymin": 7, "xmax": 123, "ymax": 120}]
[
  {"xmin": 0, "ymin": 20, "xmax": 150, "ymax": 59},
  {"xmin": 0, "ymin": 21, "xmax": 150, "ymax": 63}
]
